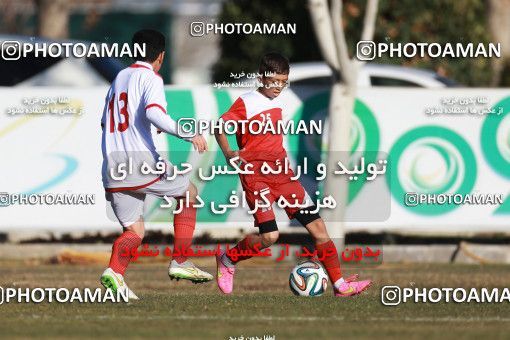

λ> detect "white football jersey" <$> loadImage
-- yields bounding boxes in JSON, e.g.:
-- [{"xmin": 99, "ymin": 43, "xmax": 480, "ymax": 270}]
[{"xmin": 101, "ymin": 61, "xmax": 168, "ymax": 191}]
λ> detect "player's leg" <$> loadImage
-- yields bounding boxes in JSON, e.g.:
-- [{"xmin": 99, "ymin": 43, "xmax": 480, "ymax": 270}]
[
  {"xmin": 138, "ymin": 167, "xmax": 213, "ymax": 282},
  {"xmin": 108, "ymin": 217, "xmax": 145, "ymax": 273},
  {"xmin": 279, "ymin": 179, "xmax": 372, "ymax": 296},
  {"xmin": 296, "ymin": 212, "xmax": 372, "ymax": 296},
  {"xmin": 216, "ymin": 223, "xmax": 279, "ymax": 295},
  {"xmin": 168, "ymin": 181, "xmax": 213, "ymax": 282},
  {"xmin": 172, "ymin": 182, "xmax": 198, "ymax": 263},
  {"xmin": 224, "ymin": 181, "xmax": 278, "ymax": 261},
  {"xmin": 216, "ymin": 183, "xmax": 278, "ymax": 294},
  {"xmin": 101, "ymin": 191, "xmax": 145, "ymax": 300},
  {"xmin": 222, "ymin": 221, "xmax": 279, "ymax": 265}
]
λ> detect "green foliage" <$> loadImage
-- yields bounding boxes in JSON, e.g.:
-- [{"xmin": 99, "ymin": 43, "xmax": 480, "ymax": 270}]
[
  {"xmin": 345, "ymin": 0, "xmax": 492, "ymax": 86},
  {"xmin": 69, "ymin": 12, "xmax": 173, "ymax": 83},
  {"xmin": 211, "ymin": 0, "xmax": 322, "ymax": 82},
  {"xmin": 213, "ymin": 0, "xmax": 494, "ymax": 86}
]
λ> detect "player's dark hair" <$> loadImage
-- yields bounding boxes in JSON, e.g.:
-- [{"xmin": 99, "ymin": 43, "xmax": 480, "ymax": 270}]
[
  {"xmin": 259, "ymin": 52, "xmax": 289, "ymax": 76},
  {"xmin": 132, "ymin": 29, "xmax": 166, "ymax": 62}
]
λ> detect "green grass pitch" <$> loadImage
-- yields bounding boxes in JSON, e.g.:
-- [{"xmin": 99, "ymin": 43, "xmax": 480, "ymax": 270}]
[{"xmin": 0, "ymin": 259, "xmax": 509, "ymax": 339}]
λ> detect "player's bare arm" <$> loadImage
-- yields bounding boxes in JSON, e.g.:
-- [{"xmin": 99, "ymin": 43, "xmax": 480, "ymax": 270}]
[{"xmin": 214, "ymin": 129, "xmax": 238, "ymax": 161}]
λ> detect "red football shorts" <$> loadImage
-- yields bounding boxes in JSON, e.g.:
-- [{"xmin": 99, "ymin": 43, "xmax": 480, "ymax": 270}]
[{"xmin": 239, "ymin": 168, "xmax": 311, "ymax": 226}]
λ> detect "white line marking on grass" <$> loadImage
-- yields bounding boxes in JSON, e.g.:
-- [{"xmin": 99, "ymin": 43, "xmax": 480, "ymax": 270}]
[
  {"xmin": 92, "ymin": 315, "xmax": 344, "ymax": 322},
  {"xmin": 72, "ymin": 315, "xmax": 510, "ymax": 323},
  {"xmin": 368, "ymin": 317, "xmax": 510, "ymax": 323}
]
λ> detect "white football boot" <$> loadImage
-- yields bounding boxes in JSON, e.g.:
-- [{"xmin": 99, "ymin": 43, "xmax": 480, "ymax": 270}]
[
  {"xmin": 100, "ymin": 268, "xmax": 139, "ymax": 300},
  {"xmin": 168, "ymin": 259, "xmax": 213, "ymax": 283}
]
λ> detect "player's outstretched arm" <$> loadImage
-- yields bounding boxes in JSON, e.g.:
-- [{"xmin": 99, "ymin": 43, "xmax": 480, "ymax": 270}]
[
  {"xmin": 146, "ymin": 107, "xmax": 207, "ymax": 153},
  {"xmin": 146, "ymin": 106, "xmax": 180, "ymax": 136}
]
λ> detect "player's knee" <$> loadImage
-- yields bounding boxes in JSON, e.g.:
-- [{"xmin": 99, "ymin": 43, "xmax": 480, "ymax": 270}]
[
  {"xmin": 307, "ymin": 218, "xmax": 324, "ymax": 230},
  {"xmin": 186, "ymin": 182, "xmax": 198, "ymax": 202},
  {"xmin": 307, "ymin": 218, "xmax": 330, "ymax": 244},
  {"xmin": 126, "ymin": 228, "xmax": 144, "ymax": 239},
  {"xmin": 258, "ymin": 219, "xmax": 278, "ymax": 248},
  {"xmin": 125, "ymin": 218, "xmax": 145, "ymax": 239},
  {"xmin": 260, "ymin": 230, "xmax": 279, "ymax": 248}
]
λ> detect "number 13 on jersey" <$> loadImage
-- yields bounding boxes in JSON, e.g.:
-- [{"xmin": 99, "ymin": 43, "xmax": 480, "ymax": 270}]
[{"xmin": 108, "ymin": 92, "xmax": 129, "ymax": 133}]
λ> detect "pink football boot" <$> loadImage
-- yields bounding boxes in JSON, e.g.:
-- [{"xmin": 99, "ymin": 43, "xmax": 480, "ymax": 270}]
[
  {"xmin": 334, "ymin": 274, "xmax": 372, "ymax": 297},
  {"xmin": 216, "ymin": 251, "xmax": 235, "ymax": 294}
]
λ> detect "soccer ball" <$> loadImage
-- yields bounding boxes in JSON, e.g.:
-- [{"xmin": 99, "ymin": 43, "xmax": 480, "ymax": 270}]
[{"xmin": 289, "ymin": 261, "xmax": 328, "ymax": 296}]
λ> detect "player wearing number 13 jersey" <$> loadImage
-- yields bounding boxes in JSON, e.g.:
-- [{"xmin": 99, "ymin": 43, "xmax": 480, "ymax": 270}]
[
  {"xmin": 100, "ymin": 30, "xmax": 212, "ymax": 299},
  {"xmin": 214, "ymin": 52, "xmax": 372, "ymax": 296}
]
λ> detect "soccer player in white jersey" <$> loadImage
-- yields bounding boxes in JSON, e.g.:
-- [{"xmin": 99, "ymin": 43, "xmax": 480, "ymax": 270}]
[{"xmin": 100, "ymin": 29, "xmax": 212, "ymax": 299}]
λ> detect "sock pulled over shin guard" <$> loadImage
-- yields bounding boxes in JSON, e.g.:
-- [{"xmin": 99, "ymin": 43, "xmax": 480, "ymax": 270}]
[
  {"xmin": 316, "ymin": 240, "xmax": 342, "ymax": 284},
  {"xmin": 108, "ymin": 231, "xmax": 142, "ymax": 275},
  {"xmin": 173, "ymin": 206, "xmax": 196, "ymax": 264},
  {"xmin": 225, "ymin": 235, "xmax": 258, "ymax": 264}
]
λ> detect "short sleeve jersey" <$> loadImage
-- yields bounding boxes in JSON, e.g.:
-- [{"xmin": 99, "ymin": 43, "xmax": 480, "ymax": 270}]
[
  {"xmin": 100, "ymin": 61, "xmax": 167, "ymax": 190},
  {"xmin": 220, "ymin": 90, "xmax": 287, "ymax": 162}
]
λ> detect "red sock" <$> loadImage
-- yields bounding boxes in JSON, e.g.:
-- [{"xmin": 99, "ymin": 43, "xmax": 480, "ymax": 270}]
[
  {"xmin": 226, "ymin": 235, "xmax": 258, "ymax": 263},
  {"xmin": 108, "ymin": 230, "xmax": 142, "ymax": 276},
  {"xmin": 316, "ymin": 240, "xmax": 342, "ymax": 283},
  {"xmin": 173, "ymin": 206, "xmax": 196, "ymax": 264}
]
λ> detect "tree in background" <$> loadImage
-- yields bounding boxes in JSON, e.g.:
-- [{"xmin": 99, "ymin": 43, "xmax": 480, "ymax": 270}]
[
  {"xmin": 348, "ymin": 0, "xmax": 493, "ymax": 86},
  {"xmin": 36, "ymin": 0, "xmax": 69, "ymax": 39},
  {"xmin": 212, "ymin": 0, "xmax": 323, "ymax": 82},
  {"xmin": 213, "ymin": 0, "xmax": 494, "ymax": 87},
  {"xmin": 308, "ymin": 0, "xmax": 378, "ymax": 256},
  {"xmin": 488, "ymin": 0, "xmax": 510, "ymax": 86}
]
